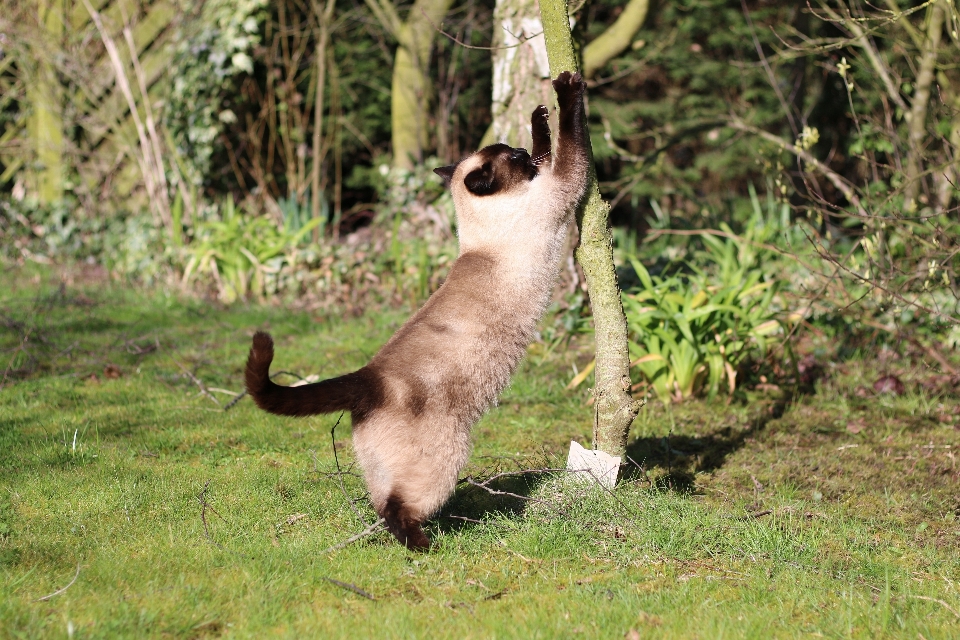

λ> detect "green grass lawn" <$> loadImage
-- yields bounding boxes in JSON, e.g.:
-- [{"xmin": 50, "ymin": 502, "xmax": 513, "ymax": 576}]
[{"xmin": 2, "ymin": 265, "xmax": 958, "ymax": 639}]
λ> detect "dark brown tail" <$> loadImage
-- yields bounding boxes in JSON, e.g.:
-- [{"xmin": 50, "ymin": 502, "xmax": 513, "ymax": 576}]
[{"xmin": 245, "ymin": 331, "xmax": 372, "ymax": 417}]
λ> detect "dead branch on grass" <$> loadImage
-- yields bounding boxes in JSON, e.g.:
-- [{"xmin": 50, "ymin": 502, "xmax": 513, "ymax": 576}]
[
  {"xmin": 196, "ymin": 480, "xmax": 230, "ymax": 551},
  {"xmin": 35, "ymin": 562, "xmax": 81, "ymax": 602},
  {"xmin": 320, "ymin": 517, "xmax": 386, "ymax": 554},
  {"xmin": 464, "ymin": 476, "xmax": 565, "ymax": 514},
  {"xmin": 909, "ymin": 595, "xmax": 960, "ymax": 619},
  {"xmin": 329, "ymin": 412, "xmax": 373, "ymax": 528},
  {"xmin": 323, "ymin": 577, "xmax": 376, "ymax": 600},
  {"xmin": 174, "ymin": 361, "xmax": 221, "ymax": 407}
]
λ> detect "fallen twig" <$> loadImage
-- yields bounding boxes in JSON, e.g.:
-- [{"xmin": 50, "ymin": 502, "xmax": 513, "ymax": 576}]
[
  {"xmin": 909, "ymin": 595, "xmax": 960, "ymax": 619},
  {"xmin": 323, "ymin": 576, "xmax": 376, "ymax": 600},
  {"xmin": 321, "ymin": 517, "xmax": 386, "ymax": 554},
  {"xmin": 329, "ymin": 413, "xmax": 371, "ymax": 528},
  {"xmin": 174, "ymin": 361, "xmax": 220, "ymax": 407},
  {"xmin": 208, "ymin": 387, "xmax": 241, "ymax": 398},
  {"xmin": 223, "ymin": 390, "xmax": 246, "ymax": 411},
  {"xmin": 196, "ymin": 480, "xmax": 228, "ymax": 550},
  {"xmin": 35, "ymin": 562, "xmax": 81, "ymax": 602},
  {"xmin": 446, "ymin": 515, "xmax": 485, "ymax": 525},
  {"xmin": 465, "ymin": 477, "xmax": 564, "ymax": 514}
]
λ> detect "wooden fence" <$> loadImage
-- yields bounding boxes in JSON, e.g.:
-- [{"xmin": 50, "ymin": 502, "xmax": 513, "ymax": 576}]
[{"xmin": 1, "ymin": 0, "xmax": 180, "ymax": 208}]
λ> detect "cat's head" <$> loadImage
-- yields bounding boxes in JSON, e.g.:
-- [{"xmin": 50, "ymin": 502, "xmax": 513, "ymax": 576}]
[
  {"xmin": 433, "ymin": 144, "xmax": 544, "ymax": 251},
  {"xmin": 433, "ymin": 143, "xmax": 539, "ymax": 198}
]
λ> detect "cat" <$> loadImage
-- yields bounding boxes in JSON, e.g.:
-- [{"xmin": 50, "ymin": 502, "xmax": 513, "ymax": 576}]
[{"xmin": 245, "ymin": 71, "xmax": 589, "ymax": 550}]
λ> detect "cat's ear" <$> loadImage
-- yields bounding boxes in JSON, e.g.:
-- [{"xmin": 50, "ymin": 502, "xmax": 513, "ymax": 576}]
[
  {"xmin": 433, "ymin": 164, "xmax": 458, "ymax": 187},
  {"xmin": 464, "ymin": 163, "xmax": 497, "ymax": 196}
]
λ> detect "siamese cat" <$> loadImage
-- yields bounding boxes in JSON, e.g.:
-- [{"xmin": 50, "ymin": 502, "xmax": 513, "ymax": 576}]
[{"xmin": 245, "ymin": 71, "xmax": 589, "ymax": 550}]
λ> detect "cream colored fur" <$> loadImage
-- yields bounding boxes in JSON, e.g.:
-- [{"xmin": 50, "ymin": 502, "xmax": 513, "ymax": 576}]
[
  {"xmin": 245, "ymin": 72, "xmax": 589, "ymax": 549},
  {"xmin": 354, "ymin": 152, "xmax": 587, "ymax": 525}
]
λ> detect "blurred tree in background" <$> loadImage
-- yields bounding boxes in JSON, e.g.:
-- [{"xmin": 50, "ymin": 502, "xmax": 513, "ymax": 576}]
[{"xmin": 0, "ymin": 0, "xmax": 956, "ymax": 356}]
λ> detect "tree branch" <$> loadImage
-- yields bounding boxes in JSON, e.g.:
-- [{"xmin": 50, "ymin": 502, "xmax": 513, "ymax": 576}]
[
  {"xmin": 816, "ymin": 1, "xmax": 909, "ymax": 114},
  {"xmin": 582, "ymin": 0, "xmax": 650, "ymax": 78},
  {"xmin": 726, "ymin": 117, "xmax": 868, "ymax": 218},
  {"xmin": 363, "ymin": 0, "xmax": 402, "ymax": 40}
]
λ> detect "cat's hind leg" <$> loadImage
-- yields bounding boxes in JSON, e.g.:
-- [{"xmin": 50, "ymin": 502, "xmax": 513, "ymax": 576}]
[{"xmin": 380, "ymin": 493, "xmax": 431, "ymax": 551}]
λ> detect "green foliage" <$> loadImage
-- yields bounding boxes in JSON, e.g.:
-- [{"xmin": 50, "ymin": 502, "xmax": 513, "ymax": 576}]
[
  {"xmin": 165, "ymin": 0, "xmax": 268, "ymax": 187},
  {"xmin": 183, "ymin": 196, "xmax": 322, "ymax": 303},
  {"xmin": 586, "ymin": 0, "xmax": 797, "ymax": 206},
  {"xmin": 623, "ymin": 253, "xmax": 780, "ymax": 404},
  {"xmin": 622, "ymin": 188, "xmax": 788, "ymax": 403}
]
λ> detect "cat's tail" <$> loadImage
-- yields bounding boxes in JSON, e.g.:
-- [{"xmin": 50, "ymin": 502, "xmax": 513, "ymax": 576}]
[{"xmin": 245, "ymin": 331, "xmax": 374, "ymax": 417}]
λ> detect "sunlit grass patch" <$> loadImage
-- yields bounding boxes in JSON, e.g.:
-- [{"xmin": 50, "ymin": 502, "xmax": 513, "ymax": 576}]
[{"xmin": 1, "ymin": 267, "xmax": 958, "ymax": 638}]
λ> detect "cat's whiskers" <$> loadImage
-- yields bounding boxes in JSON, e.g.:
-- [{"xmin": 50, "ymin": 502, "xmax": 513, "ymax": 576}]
[{"xmin": 532, "ymin": 151, "xmax": 551, "ymax": 166}]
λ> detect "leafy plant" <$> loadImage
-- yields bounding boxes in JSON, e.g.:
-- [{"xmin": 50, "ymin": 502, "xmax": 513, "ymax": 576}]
[
  {"xmin": 621, "ymin": 193, "xmax": 787, "ymax": 403},
  {"xmin": 182, "ymin": 195, "xmax": 321, "ymax": 303},
  {"xmin": 623, "ymin": 257, "xmax": 780, "ymax": 403}
]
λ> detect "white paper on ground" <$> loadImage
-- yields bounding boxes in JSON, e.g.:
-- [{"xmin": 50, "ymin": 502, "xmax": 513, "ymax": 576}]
[{"xmin": 565, "ymin": 440, "xmax": 621, "ymax": 489}]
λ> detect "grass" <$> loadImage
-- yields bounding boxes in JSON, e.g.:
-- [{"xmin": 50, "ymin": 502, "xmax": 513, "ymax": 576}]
[{"xmin": 1, "ymin": 264, "xmax": 958, "ymax": 639}]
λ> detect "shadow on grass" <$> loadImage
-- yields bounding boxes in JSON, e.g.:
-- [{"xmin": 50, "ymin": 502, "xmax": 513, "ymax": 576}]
[
  {"xmin": 437, "ymin": 473, "xmax": 541, "ymax": 534},
  {"xmin": 434, "ymin": 394, "xmax": 796, "ymax": 534},
  {"xmin": 624, "ymin": 395, "xmax": 792, "ymax": 492}
]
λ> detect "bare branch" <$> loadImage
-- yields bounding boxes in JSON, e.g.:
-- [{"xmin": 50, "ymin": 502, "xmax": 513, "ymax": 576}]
[
  {"xmin": 320, "ymin": 518, "xmax": 386, "ymax": 554},
  {"xmin": 815, "ymin": 0, "xmax": 909, "ymax": 114},
  {"xmin": 35, "ymin": 562, "xmax": 81, "ymax": 602},
  {"xmin": 726, "ymin": 117, "xmax": 868, "ymax": 217},
  {"xmin": 323, "ymin": 577, "xmax": 377, "ymax": 600}
]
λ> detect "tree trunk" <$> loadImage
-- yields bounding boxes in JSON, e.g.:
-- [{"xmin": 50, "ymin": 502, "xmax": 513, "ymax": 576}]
[
  {"xmin": 581, "ymin": 0, "xmax": 649, "ymax": 78},
  {"xmin": 903, "ymin": 0, "xmax": 945, "ymax": 211},
  {"xmin": 28, "ymin": 0, "xmax": 64, "ymax": 205},
  {"xmin": 310, "ymin": 0, "xmax": 335, "ymax": 238},
  {"xmin": 485, "ymin": 0, "xmax": 552, "ymax": 149},
  {"xmin": 539, "ymin": 0, "xmax": 642, "ymax": 458},
  {"xmin": 367, "ymin": 0, "xmax": 455, "ymax": 170},
  {"xmin": 935, "ymin": 90, "xmax": 959, "ymax": 213},
  {"xmin": 487, "ymin": 0, "xmax": 651, "ymax": 150}
]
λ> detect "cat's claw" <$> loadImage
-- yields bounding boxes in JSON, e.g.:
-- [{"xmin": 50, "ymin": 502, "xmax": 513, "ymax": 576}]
[{"xmin": 553, "ymin": 71, "xmax": 585, "ymax": 99}]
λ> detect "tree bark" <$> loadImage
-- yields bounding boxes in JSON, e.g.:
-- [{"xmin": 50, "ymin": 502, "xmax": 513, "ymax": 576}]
[
  {"xmin": 486, "ymin": 0, "xmax": 651, "ymax": 150},
  {"xmin": 581, "ymin": 0, "xmax": 649, "ymax": 78},
  {"xmin": 539, "ymin": 0, "xmax": 642, "ymax": 458},
  {"xmin": 903, "ymin": 0, "xmax": 945, "ymax": 211},
  {"xmin": 485, "ymin": 0, "xmax": 552, "ymax": 149}
]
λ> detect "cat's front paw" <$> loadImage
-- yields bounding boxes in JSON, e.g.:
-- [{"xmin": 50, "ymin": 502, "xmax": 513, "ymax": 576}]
[{"xmin": 552, "ymin": 71, "xmax": 585, "ymax": 104}]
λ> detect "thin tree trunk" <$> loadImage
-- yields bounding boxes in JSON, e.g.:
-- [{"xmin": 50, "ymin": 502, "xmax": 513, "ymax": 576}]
[
  {"xmin": 935, "ymin": 89, "xmax": 959, "ymax": 213},
  {"xmin": 29, "ymin": 0, "xmax": 64, "ymax": 204},
  {"xmin": 903, "ymin": 0, "xmax": 945, "ymax": 211},
  {"xmin": 330, "ymin": 45, "xmax": 343, "ymax": 238},
  {"xmin": 311, "ymin": 0, "xmax": 335, "ymax": 240},
  {"xmin": 367, "ymin": 0, "xmax": 455, "ymax": 170},
  {"xmin": 539, "ymin": 0, "xmax": 642, "ymax": 458}
]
